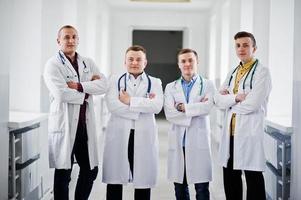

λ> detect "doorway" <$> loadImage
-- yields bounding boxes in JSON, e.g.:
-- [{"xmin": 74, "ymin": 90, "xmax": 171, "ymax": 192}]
[{"xmin": 132, "ymin": 30, "xmax": 183, "ymax": 118}]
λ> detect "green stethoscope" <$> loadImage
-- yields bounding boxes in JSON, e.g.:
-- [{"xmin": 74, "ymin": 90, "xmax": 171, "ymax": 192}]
[{"xmin": 228, "ymin": 59, "xmax": 259, "ymax": 90}]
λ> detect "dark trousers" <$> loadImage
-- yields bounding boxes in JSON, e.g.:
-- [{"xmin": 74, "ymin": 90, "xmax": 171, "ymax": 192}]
[
  {"xmin": 174, "ymin": 148, "xmax": 210, "ymax": 200},
  {"xmin": 223, "ymin": 136, "xmax": 266, "ymax": 200},
  {"xmin": 53, "ymin": 123, "xmax": 98, "ymax": 200},
  {"xmin": 106, "ymin": 129, "xmax": 151, "ymax": 200}
]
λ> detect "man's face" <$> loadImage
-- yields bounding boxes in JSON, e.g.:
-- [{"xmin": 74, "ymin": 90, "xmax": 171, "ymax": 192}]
[
  {"xmin": 57, "ymin": 28, "xmax": 79, "ymax": 56},
  {"xmin": 235, "ymin": 37, "xmax": 256, "ymax": 63},
  {"xmin": 178, "ymin": 52, "xmax": 198, "ymax": 77},
  {"xmin": 125, "ymin": 50, "xmax": 147, "ymax": 75}
]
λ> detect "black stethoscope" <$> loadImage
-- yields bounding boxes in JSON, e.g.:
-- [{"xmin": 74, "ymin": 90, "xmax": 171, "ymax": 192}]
[
  {"xmin": 118, "ymin": 73, "xmax": 152, "ymax": 97},
  {"xmin": 228, "ymin": 59, "xmax": 258, "ymax": 90},
  {"xmin": 175, "ymin": 75, "xmax": 204, "ymax": 96},
  {"xmin": 58, "ymin": 51, "xmax": 89, "ymax": 78}
]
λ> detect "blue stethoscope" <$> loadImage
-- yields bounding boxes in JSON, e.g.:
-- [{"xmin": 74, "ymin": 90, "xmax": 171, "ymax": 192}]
[
  {"xmin": 58, "ymin": 51, "xmax": 89, "ymax": 80},
  {"xmin": 175, "ymin": 75, "xmax": 204, "ymax": 96},
  {"xmin": 118, "ymin": 73, "xmax": 152, "ymax": 97},
  {"xmin": 228, "ymin": 59, "xmax": 258, "ymax": 90}
]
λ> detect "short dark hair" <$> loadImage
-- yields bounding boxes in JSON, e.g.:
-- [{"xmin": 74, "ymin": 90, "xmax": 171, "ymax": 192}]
[
  {"xmin": 234, "ymin": 31, "xmax": 257, "ymax": 47},
  {"xmin": 177, "ymin": 48, "xmax": 198, "ymax": 60},
  {"xmin": 57, "ymin": 25, "xmax": 77, "ymax": 38},
  {"xmin": 126, "ymin": 45, "xmax": 146, "ymax": 54}
]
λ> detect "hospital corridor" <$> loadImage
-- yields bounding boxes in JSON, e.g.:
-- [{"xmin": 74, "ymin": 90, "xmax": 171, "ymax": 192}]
[{"xmin": 1, "ymin": 0, "xmax": 301, "ymax": 200}]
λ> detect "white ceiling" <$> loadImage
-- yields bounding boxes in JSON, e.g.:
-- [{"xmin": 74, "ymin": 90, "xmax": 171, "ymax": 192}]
[{"xmin": 104, "ymin": 0, "xmax": 215, "ymax": 11}]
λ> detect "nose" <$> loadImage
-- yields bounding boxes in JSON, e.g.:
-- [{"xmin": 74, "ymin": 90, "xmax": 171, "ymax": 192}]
[
  {"xmin": 184, "ymin": 61, "xmax": 190, "ymax": 67},
  {"xmin": 132, "ymin": 60, "xmax": 138, "ymax": 65}
]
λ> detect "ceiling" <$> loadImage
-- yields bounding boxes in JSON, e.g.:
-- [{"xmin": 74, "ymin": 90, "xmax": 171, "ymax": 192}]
[{"xmin": 104, "ymin": 0, "xmax": 216, "ymax": 11}]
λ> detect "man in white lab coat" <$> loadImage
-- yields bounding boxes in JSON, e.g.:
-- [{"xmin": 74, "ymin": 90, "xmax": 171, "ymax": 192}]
[
  {"xmin": 214, "ymin": 31, "xmax": 272, "ymax": 200},
  {"xmin": 102, "ymin": 45, "xmax": 163, "ymax": 200},
  {"xmin": 164, "ymin": 48, "xmax": 215, "ymax": 200},
  {"xmin": 43, "ymin": 25, "xmax": 108, "ymax": 200}
]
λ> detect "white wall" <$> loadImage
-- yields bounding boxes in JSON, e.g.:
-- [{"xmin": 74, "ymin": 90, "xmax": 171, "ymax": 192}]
[
  {"xmin": 0, "ymin": 0, "xmax": 12, "ymax": 198},
  {"xmin": 209, "ymin": 0, "xmax": 241, "ymax": 87},
  {"xmin": 109, "ymin": 8, "xmax": 208, "ymax": 76},
  {"xmin": 9, "ymin": 0, "xmax": 43, "ymax": 112},
  {"xmin": 291, "ymin": 0, "xmax": 301, "ymax": 198},
  {"xmin": 252, "ymin": 0, "xmax": 270, "ymax": 67},
  {"xmin": 267, "ymin": 0, "xmax": 294, "ymax": 121},
  {"xmin": 95, "ymin": 1, "xmax": 111, "ymax": 76}
]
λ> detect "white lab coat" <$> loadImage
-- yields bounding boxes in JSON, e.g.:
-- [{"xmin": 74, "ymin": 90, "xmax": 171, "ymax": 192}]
[
  {"xmin": 214, "ymin": 61, "xmax": 272, "ymax": 171},
  {"xmin": 102, "ymin": 72, "xmax": 163, "ymax": 188},
  {"xmin": 43, "ymin": 51, "xmax": 108, "ymax": 169},
  {"xmin": 164, "ymin": 76, "xmax": 215, "ymax": 184}
]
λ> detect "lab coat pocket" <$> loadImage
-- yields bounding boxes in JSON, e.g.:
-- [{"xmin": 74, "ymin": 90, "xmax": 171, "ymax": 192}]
[
  {"xmin": 48, "ymin": 111, "xmax": 65, "ymax": 133},
  {"xmin": 48, "ymin": 101, "xmax": 67, "ymax": 133},
  {"xmin": 168, "ymin": 126, "xmax": 177, "ymax": 150}
]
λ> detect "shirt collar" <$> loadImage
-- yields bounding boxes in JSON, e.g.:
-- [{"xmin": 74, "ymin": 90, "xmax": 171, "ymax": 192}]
[
  {"xmin": 181, "ymin": 74, "xmax": 198, "ymax": 85},
  {"xmin": 240, "ymin": 58, "xmax": 256, "ymax": 70},
  {"xmin": 126, "ymin": 72, "xmax": 145, "ymax": 81}
]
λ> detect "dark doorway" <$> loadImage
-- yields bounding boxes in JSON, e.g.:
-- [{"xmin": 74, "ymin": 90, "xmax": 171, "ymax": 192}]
[{"xmin": 132, "ymin": 30, "xmax": 183, "ymax": 118}]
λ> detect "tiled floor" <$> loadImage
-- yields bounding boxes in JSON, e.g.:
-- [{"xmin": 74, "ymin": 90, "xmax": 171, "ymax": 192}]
[{"xmin": 69, "ymin": 119, "xmax": 226, "ymax": 200}]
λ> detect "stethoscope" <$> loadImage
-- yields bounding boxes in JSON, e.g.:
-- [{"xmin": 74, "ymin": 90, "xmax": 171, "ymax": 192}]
[
  {"xmin": 58, "ymin": 51, "xmax": 89, "ymax": 80},
  {"xmin": 118, "ymin": 73, "xmax": 151, "ymax": 97},
  {"xmin": 174, "ymin": 75, "xmax": 204, "ymax": 96},
  {"xmin": 228, "ymin": 59, "xmax": 258, "ymax": 90}
]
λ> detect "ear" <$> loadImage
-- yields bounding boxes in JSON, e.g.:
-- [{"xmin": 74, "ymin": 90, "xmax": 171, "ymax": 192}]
[
  {"xmin": 57, "ymin": 38, "xmax": 60, "ymax": 45},
  {"xmin": 253, "ymin": 46, "xmax": 257, "ymax": 53}
]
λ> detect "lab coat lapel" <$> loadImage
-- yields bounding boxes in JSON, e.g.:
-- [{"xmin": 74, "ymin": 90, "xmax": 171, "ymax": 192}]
[
  {"xmin": 135, "ymin": 73, "xmax": 148, "ymax": 97},
  {"xmin": 58, "ymin": 51, "xmax": 79, "ymax": 81},
  {"xmin": 125, "ymin": 73, "xmax": 134, "ymax": 95},
  {"xmin": 174, "ymin": 79, "xmax": 186, "ymax": 102},
  {"xmin": 188, "ymin": 76, "xmax": 201, "ymax": 103},
  {"xmin": 77, "ymin": 54, "xmax": 84, "ymax": 80}
]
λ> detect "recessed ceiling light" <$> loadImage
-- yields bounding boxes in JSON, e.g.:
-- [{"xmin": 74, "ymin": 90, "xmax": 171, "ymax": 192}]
[{"xmin": 130, "ymin": 0, "xmax": 191, "ymax": 3}]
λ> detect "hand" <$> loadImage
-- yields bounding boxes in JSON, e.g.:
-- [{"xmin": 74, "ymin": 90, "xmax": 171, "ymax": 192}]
[
  {"xmin": 220, "ymin": 89, "xmax": 230, "ymax": 95},
  {"xmin": 91, "ymin": 74, "xmax": 101, "ymax": 81},
  {"xmin": 148, "ymin": 93, "xmax": 156, "ymax": 99},
  {"xmin": 176, "ymin": 103, "xmax": 185, "ymax": 113},
  {"xmin": 235, "ymin": 93, "xmax": 248, "ymax": 102},
  {"xmin": 119, "ymin": 90, "xmax": 131, "ymax": 105},
  {"xmin": 67, "ymin": 81, "xmax": 78, "ymax": 90}
]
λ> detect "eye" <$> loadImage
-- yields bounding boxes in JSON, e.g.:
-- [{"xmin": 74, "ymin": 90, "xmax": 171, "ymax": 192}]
[{"xmin": 64, "ymin": 35, "xmax": 71, "ymax": 40}]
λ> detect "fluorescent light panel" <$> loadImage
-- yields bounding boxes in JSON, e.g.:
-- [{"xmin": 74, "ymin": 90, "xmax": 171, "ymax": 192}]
[{"xmin": 130, "ymin": 0, "xmax": 191, "ymax": 3}]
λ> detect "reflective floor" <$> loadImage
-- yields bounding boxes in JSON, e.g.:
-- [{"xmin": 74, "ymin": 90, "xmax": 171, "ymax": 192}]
[{"xmin": 69, "ymin": 119, "xmax": 226, "ymax": 200}]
